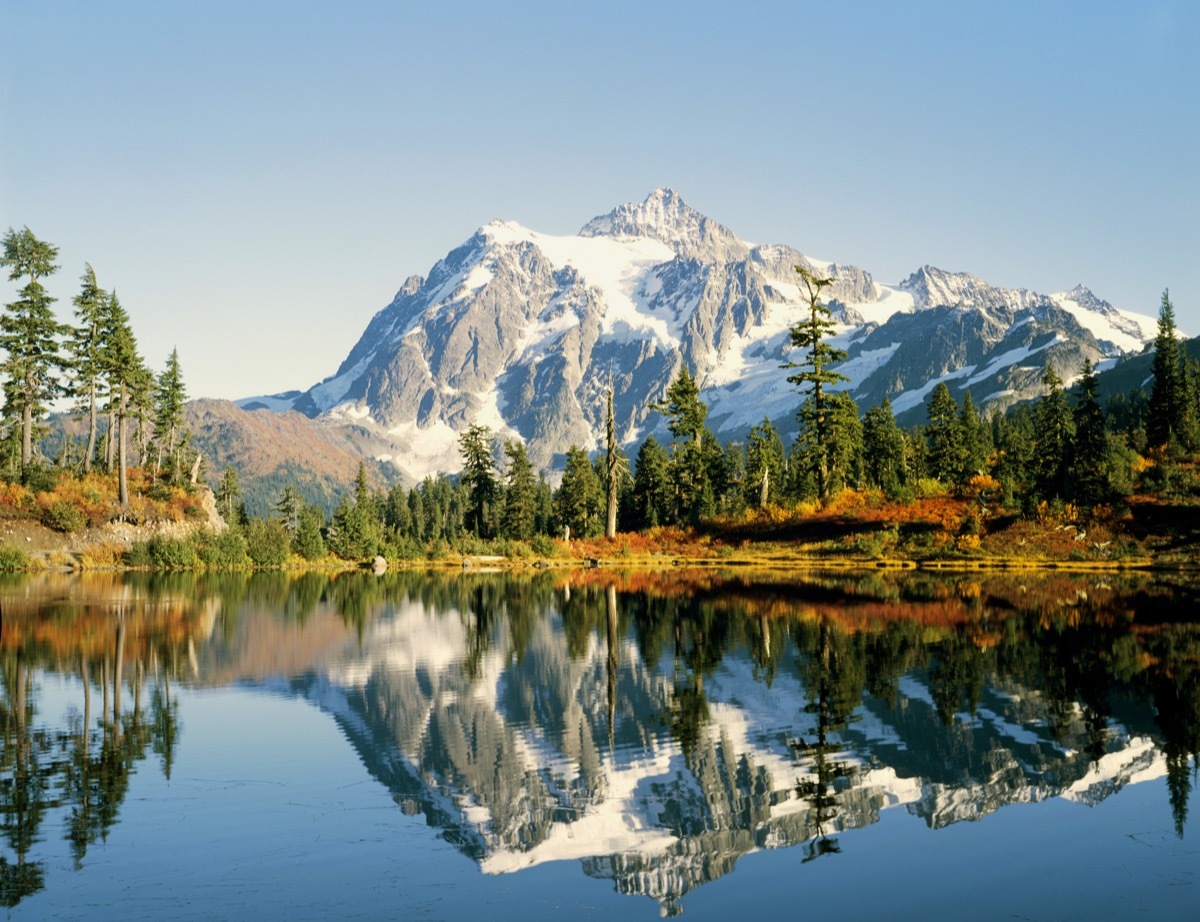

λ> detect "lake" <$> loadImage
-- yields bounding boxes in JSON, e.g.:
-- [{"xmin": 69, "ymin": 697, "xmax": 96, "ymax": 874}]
[{"xmin": 2, "ymin": 568, "xmax": 1198, "ymax": 920}]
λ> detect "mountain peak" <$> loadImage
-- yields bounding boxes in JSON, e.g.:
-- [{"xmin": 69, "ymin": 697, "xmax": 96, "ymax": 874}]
[{"xmin": 579, "ymin": 188, "xmax": 749, "ymax": 262}]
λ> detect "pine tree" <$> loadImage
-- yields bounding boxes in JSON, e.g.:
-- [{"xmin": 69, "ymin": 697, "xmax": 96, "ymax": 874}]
[
  {"xmin": 153, "ymin": 348, "xmax": 188, "ymax": 483},
  {"xmin": 0, "ymin": 226, "xmax": 67, "ymax": 475},
  {"xmin": 293, "ymin": 502, "xmax": 326, "ymax": 559},
  {"xmin": 745, "ymin": 416, "xmax": 785, "ymax": 507},
  {"xmin": 1147, "ymin": 289, "xmax": 1197, "ymax": 453},
  {"xmin": 66, "ymin": 264, "xmax": 108, "ymax": 472},
  {"xmin": 99, "ymin": 291, "xmax": 151, "ymax": 506},
  {"xmin": 216, "ymin": 466, "xmax": 242, "ymax": 522},
  {"xmin": 1070, "ymin": 359, "xmax": 1109, "ymax": 508},
  {"xmin": 1033, "ymin": 366, "xmax": 1074, "ymax": 502},
  {"xmin": 958, "ymin": 390, "xmax": 985, "ymax": 486},
  {"xmin": 555, "ymin": 445, "xmax": 602, "ymax": 539},
  {"xmin": 631, "ymin": 436, "xmax": 672, "ymax": 529},
  {"xmin": 925, "ymin": 383, "xmax": 963, "ymax": 486},
  {"xmin": 862, "ymin": 399, "xmax": 906, "ymax": 498},
  {"xmin": 500, "ymin": 440, "xmax": 538, "ymax": 540},
  {"xmin": 783, "ymin": 265, "xmax": 850, "ymax": 500},
  {"xmin": 651, "ymin": 365, "xmax": 715, "ymax": 523},
  {"xmin": 457, "ymin": 424, "xmax": 497, "ymax": 538},
  {"xmin": 276, "ymin": 484, "xmax": 302, "ymax": 536}
]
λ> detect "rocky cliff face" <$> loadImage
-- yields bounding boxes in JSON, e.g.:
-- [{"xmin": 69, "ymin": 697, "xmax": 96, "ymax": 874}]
[{"xmin": 240, "ymin": 189, "xmax": 1157, "ymax": 479}]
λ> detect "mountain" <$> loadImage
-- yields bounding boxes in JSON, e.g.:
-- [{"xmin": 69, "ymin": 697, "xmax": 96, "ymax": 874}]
[{"xmin": 240, "ymin": 188, "xmax": 1158, "ymax": 479}]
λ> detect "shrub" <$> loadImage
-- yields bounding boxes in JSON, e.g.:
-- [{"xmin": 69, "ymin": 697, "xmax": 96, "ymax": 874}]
[
  {"xmin": 530, "ymin": 533, "xmax": 563, "ymax": 558},
  {"xmin": 0, "ymin": 544, "xmax": 29, "ymax": 570},
  {"xmin": 196, "ymin": 527, "xmax": 249, "ymax": 568},
  {"xmin": 43, "ymin": 500, "xmax": 88, "ymax": 533},
  {"xmin": 246, "ymin": 518, "xmax": 291, "ymax": 567},
  {"xmin": 147, "ymin": 535, "xmax": 199, "ymax": 569},
  {"xmin": 123, "ymin": 541, "xmax": 154, "ymax": 568}
]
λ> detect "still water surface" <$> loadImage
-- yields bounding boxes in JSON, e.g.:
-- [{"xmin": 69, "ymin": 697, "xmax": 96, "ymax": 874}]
[{"xmin": 2, "ymin": 568, "xmax": 1198, "ymax": 920}]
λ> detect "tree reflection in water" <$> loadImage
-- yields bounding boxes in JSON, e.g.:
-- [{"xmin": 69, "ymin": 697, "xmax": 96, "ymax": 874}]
[{"xmin": 1, "ymin": 568, "xmax": 1199, "ymax": 915}]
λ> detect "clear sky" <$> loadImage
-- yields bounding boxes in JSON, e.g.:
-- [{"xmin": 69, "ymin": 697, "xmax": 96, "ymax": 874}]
[{"xmin": 2, "ymin": 0, "xmax": 1196, "ymax": 401}]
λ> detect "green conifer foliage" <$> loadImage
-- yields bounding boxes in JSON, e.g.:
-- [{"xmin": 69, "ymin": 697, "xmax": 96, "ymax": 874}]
[
  {"xmin": 862, "ymin": 399, "xmax": 906, "ymax": 498},
  {"xmin": 458, "ymin": 424, "xmax": 498, "ymax": 538},
  {"xmin": 783, "ymin": 265, "xmax": 852, "ymax": 500},
  {"xmin": 1033, "ymin": 366, "xmax": 1074, "ymax": 502},
  {"xmin": 1, "ymin": 226, "xmax": 67, "ymax": 475},
  {"xmin": 555, "ymin": 445, "xmax": 602, "ymax": 539},
  {"xmin": 925, "ymin": 382, "xmax": 963, "ymax": 487},
  {"xmin": 631, "ymin": 436, "xmax": 671, "ymax": 529},
  {"xmin": 500, "ymin": 440, "xmax": 538, "ymax": 540}
]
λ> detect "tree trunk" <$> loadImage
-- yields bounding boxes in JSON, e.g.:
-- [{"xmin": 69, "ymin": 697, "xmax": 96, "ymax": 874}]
[
  {"xmin": 605, "ymin": 388, "xmax": 618, "ymax": 539},
  {"xmin": 84, "ymin": 380, "xmax": 97, "ymax": 473},
  {"xmin": 118, "ymin": 387, "xmax": 129, "ymax": 508}
]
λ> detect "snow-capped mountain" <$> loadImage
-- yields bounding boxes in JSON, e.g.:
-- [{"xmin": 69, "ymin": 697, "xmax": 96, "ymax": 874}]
[{"xmin": 240, "ymin": 189, "xmax": 1157, "ymax": 479}]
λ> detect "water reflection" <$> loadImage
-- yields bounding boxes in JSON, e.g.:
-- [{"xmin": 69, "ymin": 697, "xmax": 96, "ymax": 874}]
[{"xmin": 2, "ymin": 569, "xmax": 1199, "ymax": 914}]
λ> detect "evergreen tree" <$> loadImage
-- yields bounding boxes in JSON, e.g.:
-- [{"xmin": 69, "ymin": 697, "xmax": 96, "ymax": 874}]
[
  {"xmin": 276, "ymin": 484, "xmax": 302, "ymax": 536},
  {"xmin": 500, "ymin": 440, "xmax": 538, "ymax": 540},
  {"xmin": 783, "ymin": 265, "xmax": 850, "ymax": 500},
  {"xmin": 993, "ymin": 404, "xmax": 1035, "ymax": 503},
  {"xmin": 744, "ymin": 416, "xmax": 785, "ymax": 507},
  {"xmin": 862, "ymin": 399, "xmax": 906, "ymax": 498},
  {"xmin": 925, "ymin": 382, "xmax": 963, "ymax": 486},
  {"xmin": 1070, "ymin": 359, "xmax": 1109, "ymax": 508},
  {"xmin": 1033, "ymin": 366, "xmax": 1074, "ymax": 502},
  {"xmin": 651, "ymin": 365, "xmax": 715, "ymax": 523},
  {"xmin": 555, "ymin": 445, "xmax": 602, "ymax": 539},
  {"xmin": 958, "ymin": 390, "xmax": 985, "ymax": 485},
  {"xmin": 216, "ymin": 466, "xmax": 242, "ymax": 523},
  {"xmin": 383, "ymin": 484, "xmax": 412, "ymax": 537},
  {"xmin": 293, "ymin": 503, "xmax": 327, "ymax": 559},
  {"xmin": 98, "ymin": 291, "xmax": 151, "ymax": 506},
  {"xmin": 407, "ymin": 484, "xmax": 427, "ymax": 541},
  {"xmin": 1147, "ymin": 289, "xmax": 1198, "ymax": 452},
  {"xmin": 66, "ymin": 263, "xmax": 108, "ymax": 472},
  {"xmin": 791, "ymin": 391, "xmax": 862, "ymax": 499},
  {"xmin": 457, "ymin": 423, "xmax": 497, "ymax": 538},
  {"xmin": 153, "ymin": 348, "xmax": 188, "ymax": 483},
  {"xmin": 0, "ymin": 226, "xmax": 67, "ymax": 475}
]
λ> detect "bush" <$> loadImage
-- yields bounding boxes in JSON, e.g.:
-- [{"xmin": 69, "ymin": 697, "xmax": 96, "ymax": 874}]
[
  {"xmin": 43, "ymin": 500, "xmax": 88, "ymax": 533},
  {"xmin": 0, "ymin": 544, "xmax": 29, "ymax": 570},
  {"xmin": 246, "ymin": 518, "xmax": 291, "ymax": 567},
  {"xmin": 196, "ymin": 527, "xmax": 249, "ymax": 568},
  {"xmin": 123, "ymin": 541, "xmax": 154, "ymax": 568},
  {"xmin": 147, "ymin": 535, "xmax": 198, "ymax": 569},
  {"xmin": 530, "ymin": 533, "xmax": 562, "ymax": 558}
]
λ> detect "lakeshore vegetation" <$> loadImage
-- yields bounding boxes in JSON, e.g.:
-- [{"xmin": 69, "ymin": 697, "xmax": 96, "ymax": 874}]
[{"xmin": 3, "ymin": 225, "xmax": 1199, "ymax": 571}]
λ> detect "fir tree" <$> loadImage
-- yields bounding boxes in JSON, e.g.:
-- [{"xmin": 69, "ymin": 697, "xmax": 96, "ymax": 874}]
[
  {"xmin": 925, "ymin": 383, "xmax": 963, "ymax": 486},
  {"xmin": 1033, "ymin": 365, "xmax": 1074, "ymax": 502},
  {"xmin": 216, "ymin": 466, "xmax": 242, "ymax": 523},
  {"xmin": 500, "ymin": 440, "xmax": 538, "ymax": 540},
  {"xmin": 862, "ymin": 399, "xmax": 906, "ymax": 498},
  {"xmin": 651, "ymin": 365, "xmax": 715, "ymax": 523},
  {"xmin": 66, "ymin": 263, "xmax": 108, "ymax": 472},
  {"xmin": 153, "ymin": 348, "xmax": 188, "ymax": 482},
  {"xmin": 457, "ymin": 424, "xmax": 497, "ymax": 538},
  {"xmin": 1147, "ymin": 289, "xmax": 1197, "ymax": 453},
  {"xmin": 783, "ymin": 265, "xmax": 850, "ymax": 500},
  {"xmin": 276, "ymin": 484, "xmax": 302, "ymax": 536},
  {"xmin": 0, "ymin": 226, "xmax": 67, "ymax": 474},
  {"xmin": 99, "ymin": 291, "xmax": 151, "ymax": 506},
  {"xmin": 958, "ymin": 390, "xmax": 985, "ymax": 486},
  {"xmin": 745, "ymin": 416, "xmax": 785, "ymax": 507},
  {"xmin": 293, "ymin": 503, "xmax": 327, "ymax": 560},
  {"xmin": 555, "ymin": 445, "xmax": 602, "ymax": 539},
  {"xmin": 1070, "ymin": 359, "xmax": 1109, "ymax": 508},
  {"xmin": 631, "ymin": 436, "xmax": 672, "ymax": 529}
]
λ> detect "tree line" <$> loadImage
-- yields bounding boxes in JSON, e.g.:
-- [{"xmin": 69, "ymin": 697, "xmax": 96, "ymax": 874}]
[
  {"xmin": 1, "ymin": 227, "xmax": 197, "ymax": 504},
  {"xmin": 282, "ymin": 272, "xmax": 1194, "ymax": 559}
]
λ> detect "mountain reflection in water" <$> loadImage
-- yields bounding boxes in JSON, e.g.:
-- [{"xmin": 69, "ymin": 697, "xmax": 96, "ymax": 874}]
[{"xmin": 2, "ymin": 569, "xmax": 1198, "ymax": 916}]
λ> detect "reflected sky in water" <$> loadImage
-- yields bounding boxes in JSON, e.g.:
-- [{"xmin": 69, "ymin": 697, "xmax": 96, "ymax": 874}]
[{"xmin": 2, "ymin": 569, "xmax": 1198, "ymax": 919}]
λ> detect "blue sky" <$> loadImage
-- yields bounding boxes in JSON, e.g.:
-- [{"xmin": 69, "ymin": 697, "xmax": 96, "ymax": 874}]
[{"xmin": 2, "ymin": 0, "xmax": 1196, "ymax": 401}]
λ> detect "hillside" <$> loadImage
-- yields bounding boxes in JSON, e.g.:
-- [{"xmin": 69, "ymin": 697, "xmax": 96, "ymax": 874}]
[{"xmin": 186, "ymin": 399, "xmax": 398, "ymax": 516}]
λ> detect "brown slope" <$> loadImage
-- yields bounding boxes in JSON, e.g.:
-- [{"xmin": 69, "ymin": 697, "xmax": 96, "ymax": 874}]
[{"xmin": 186, "ymin": 399, "xmax": 394, "ymax": 515}]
